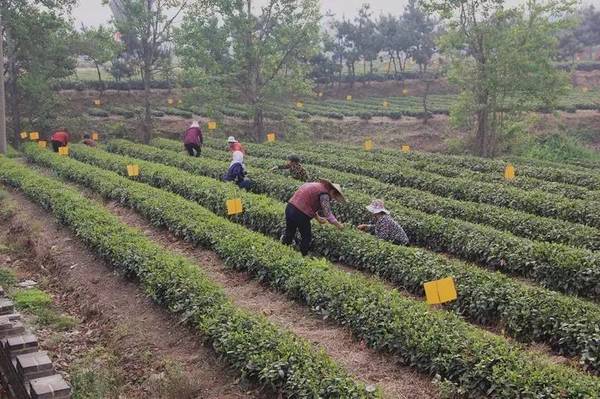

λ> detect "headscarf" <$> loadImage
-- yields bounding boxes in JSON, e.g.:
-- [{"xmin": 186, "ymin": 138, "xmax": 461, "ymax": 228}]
[{"xmin": 190, "ymin": 121, "xmax": 200, "ymax": 128}]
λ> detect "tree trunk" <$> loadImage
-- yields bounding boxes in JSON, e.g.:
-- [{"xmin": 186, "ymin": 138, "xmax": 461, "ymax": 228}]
[
  {"xmin": 142, "ymin": 62, "xmax": 152, "ymax": 144},
  {"xmin": 253, "ymin": 106, "xmax": 264, "ymax": 142},
  {"xmin": 475, "ymin": 99, "xmax": 489, "ymax": 157},
  {"xmin": 95, "ymin": 62, "xmax": 104, "ymax": 93},
  {"xmin": 0, "ymin": 13, "xmax": 6, "ymax": 155},
  {"xmin": 6, "ymin": 28, "xmax": 20, "ymax": 144},
  {"xmin": 422, "ymin": 78, "xmax": 432, "ymax": 125}
]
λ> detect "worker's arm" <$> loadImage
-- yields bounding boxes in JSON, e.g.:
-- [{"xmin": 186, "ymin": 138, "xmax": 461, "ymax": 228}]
[
  {"xmin": 357, "ymin": 224, "xmax": 374, "ymax": 232},
  {"xmin": 319, "ymin": 194, "xmax": 344, "ymax": 229}
]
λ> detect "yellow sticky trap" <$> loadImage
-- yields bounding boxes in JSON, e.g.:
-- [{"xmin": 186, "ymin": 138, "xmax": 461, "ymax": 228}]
[
  {"xmin": 267, "ymin": 132, "xmax": 276, "ymax": 142},
  {"xmin": 383, "ymin": 100, "xmax": 389, "ymax": 108},
  {"xmin": 38, "ymin": 141, "xmax": 47, "ymax": 149},
  {"xmin": 58, "ymin": 146, "xmax": 69, "ymax": 156},
  {"xmin": 424, "ymin": 277, "xmax": 457, "ymax": 305},
  {"xmin": 178, "ymin": 99, "xmax": 182, "ymax": 105},
  {"xmin": 504, "ymin": 163, "xmax": 515, "ymax": 180},
  {"xmin": 401, "ymin": 145, "xmax": 410, "ymax": 153},
  {"xmin": 318, "ymin": 92, "xmax": 323, "ymax": 97},
  {"xmin": 208, "ymin": 121, "xmax": 217, "ymax": 130},
  {"xmin": 127, "ymin": 164, "xmax": 140, "ymax": 177},
  {"xmin": 92, "ymin": 132, "xmax": 99, "ymax": 141},
  {"xmin": 94, "ymin": 99, "xmax": 102, "ymax": 107},
  {"xmin": 582, "ymin": 86, "xmax": 589, "ymax": 93},
  {"xmin": 29, "ymin": 132, "xmax": 39, "ymax": 141},
  {"xmin": 363, "ymin": 139, "xmax": 373, "ymax": 151},
  {"xmin": 226, "ymin": 198, "xmax": 243, "ymax": 215},
  {"xmin": 20, "ymin": 132, "xmax": 28, "ymax": 139},
  {"xmin": 402, "ymin": 89, "xmax": 409, "ymax": 96},
  {"xmin": 346, "ymin": 95, "xmax": 352, "ymax": 101},
  {"xmin": 167, "ymin": 98, "xmax": 174, "ymax": 105},
  {"xmin": 296, "ymin": 101, "xmax": 304, "ymax": 109}
]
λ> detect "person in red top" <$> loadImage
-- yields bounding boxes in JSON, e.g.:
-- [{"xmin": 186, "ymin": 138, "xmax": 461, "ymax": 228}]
[
  {"xmin": 183, "ymin": 121, "xmax": 203, "ymax": 157},
  {"xmin": 282, "ymin": 179, "xmax": 345, "ymax": 255},
  {"xmin": 50, "ymin": 128, "xmax": 70, "ymax": 152},
  {"xmin": 227, "ymin": 136, "xmax": 245, "ymax": 154}
]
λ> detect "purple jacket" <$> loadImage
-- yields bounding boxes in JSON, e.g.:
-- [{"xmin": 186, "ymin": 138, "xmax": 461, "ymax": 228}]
[{"xmin": 183, "ymin": 127, "xmax": 203, "ymax": 145}]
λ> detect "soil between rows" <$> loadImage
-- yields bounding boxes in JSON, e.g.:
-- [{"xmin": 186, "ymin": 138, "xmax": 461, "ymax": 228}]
[{"xmin": 1, "ymin": 189, "xmax": 265, "ymax": 398}]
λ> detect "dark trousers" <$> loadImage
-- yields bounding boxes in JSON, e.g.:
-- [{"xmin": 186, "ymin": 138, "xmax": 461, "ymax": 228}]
[
  {"xmin": 51, "ymin": 140, "xmax": 62, "ymax": 152},
  {"xmin": 185, "ymin": 143, "xmax": 201, "ymax": 157},
  {"xmin": 282, "ymin": 203, "xmax": 312, "ymax": 256}
]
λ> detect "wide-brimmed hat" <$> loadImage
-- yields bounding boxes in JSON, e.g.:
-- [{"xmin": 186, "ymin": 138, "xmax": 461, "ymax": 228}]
[
  {"xmin": 190, "ymin": 121, "xmax": 200, "ymax": 128},
  {"xmin": 366, "ymin": 199, "xmax": 390, "ymax": 214},
  {"xmin": 227, "ymin": 136, "xmax": 238, "ymax": 143},
  {"xmin": 319, "ymin": 179, "xmax": 345, "ymax": 202}
]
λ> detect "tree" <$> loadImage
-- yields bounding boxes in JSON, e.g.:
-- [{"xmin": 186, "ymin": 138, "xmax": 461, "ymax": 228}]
[
  {"xmin": 426, "ymin": 0, "xmax": 573, "ymax": 157},
  {"xmin": 354, "ymin": 4, "xmax": 381, "ymax": 77},
  {"xmin": 1, "ymin": 0, "xmax": 77, "ymax": 142},
  {"xmin": 107, "ymin": 0, "xmax": 189, "ymax": 143},
  {"xmin": 179, "ymin": 0, "xmax": 321, "ymax": 141},
  {"xmin": 76, "ymin": 25, "xmax": 122, "ymax": 90},
  {"xmin": 403, "ymin": 0, "xmax": 437, "ymax": 73}
]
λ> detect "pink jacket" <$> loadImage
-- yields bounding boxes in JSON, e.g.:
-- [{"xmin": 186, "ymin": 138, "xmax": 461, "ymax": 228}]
[
  {"xmin": 289, "ymin": 182, "xmax": 329, "ymax": 219},
  {"xmin": 183, "ymin": 127, "xmax": 203, "ymax": 145}
]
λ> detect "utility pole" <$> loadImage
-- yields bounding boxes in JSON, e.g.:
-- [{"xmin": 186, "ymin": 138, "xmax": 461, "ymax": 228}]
[{"xmin": 0, "ymin": 11, "xmax": 7, "ymax": 155}]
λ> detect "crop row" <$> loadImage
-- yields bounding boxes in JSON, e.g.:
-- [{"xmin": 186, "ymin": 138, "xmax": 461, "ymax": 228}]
[
  {"xmin": 21, "ymin": 143, "xmax": 600, "ymax": 396},
  {"xmin": 0, "ymin": 156, "xmax": 375, "ymax": 398},
  {"xmin": 311, "ymin": 138, "xmax": 600, "ymax": 191},
  {"xmin": 196, "ymin": 138, "xmax": 600, "ymax": 251},
  {"xmin": 294, "ymin": 138, "xmax": 600, "ymax": 195},
  {"xmin": 165, "ymin": 137, "xmax": 600, "ymax": 298},
  {"xmin": 93, "ymin": 139, "xmax": 600, "ymax": 370},
  {"xmin": 87, "ymin": 106, "xmax": 192, "ymax": 119},
  {"xmin": 210, "ymin": 137, "xmax": 600, "ymax": 228}
]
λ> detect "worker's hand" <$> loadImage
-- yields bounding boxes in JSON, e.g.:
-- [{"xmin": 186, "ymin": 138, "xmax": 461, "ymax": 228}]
[
  {"xmin": 334, "ymin": 222, "xmax": 345, "ymax": 230},
  {"xmin": 315, "ymin": 215, "xmax": 327, "ymax": 224},
  {"xmin": 270, "ymin": 166, "xmax": 278, "ymax": 171},
  {"xmin": 357, "ymin": 224, "xmax": 368, "ymax": 231}
]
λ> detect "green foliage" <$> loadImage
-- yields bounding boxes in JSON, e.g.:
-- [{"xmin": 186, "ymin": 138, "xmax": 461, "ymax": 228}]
[
  {"xmin": 517, "ymin": 133, "xmax": 600, "ymax": 163},
  {"xmin": 428, "ymin": 0, "xmax": 573, "ymax": 156},
  {"xmin": 0, "ymin": 155, "xmax": 374, "ymax": 398},
  {"xmin": 22, "ymin": 143, "xmax": 600, "ymax": 390},
  {"xmin": 0, "ymin": 269, "xmax": 17, "ymax": 288},
  {"xmin": 74, "ymin": 25, "xmax": 123, "ymax": 89},
  {"xmin": 70, "ymin": 347, "xmax": 123, "ymax": 399},
  {"xmin": 13, "ymin": 289, "xmax": 52, "ymax": 311},
  {"xmin": 59, "ymin": 140, "xmax": 600, "ymax": 373}
]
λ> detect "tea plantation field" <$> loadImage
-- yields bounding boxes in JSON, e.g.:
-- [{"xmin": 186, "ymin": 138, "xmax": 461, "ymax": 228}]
[{"xmin": 2, "ymin": 135, "xmax": 600, "ymax": 398}]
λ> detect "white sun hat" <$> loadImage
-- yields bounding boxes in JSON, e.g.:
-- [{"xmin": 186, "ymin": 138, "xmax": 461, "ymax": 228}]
[
  {"xmin": 366, "ymin": 199, "xmax": 390, "ymax": 214},
  {"xmin": 227, "ymin": 136, "xmax": 238, "ymax": 143}
]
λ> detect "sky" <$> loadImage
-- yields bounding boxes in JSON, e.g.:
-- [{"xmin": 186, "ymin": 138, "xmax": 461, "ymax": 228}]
[{"xmin": 73, "ymin": 0, "xmax": 600, "ymax": 27}]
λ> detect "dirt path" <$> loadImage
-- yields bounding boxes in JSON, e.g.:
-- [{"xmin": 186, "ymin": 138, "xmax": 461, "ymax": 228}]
[
  {"xmin": 0, "ymin": 189, "xmax": 264, "ymax": 399},
  {"xmin": 102, "ymin": 200, "xmax": 440, "ymax": 399}
]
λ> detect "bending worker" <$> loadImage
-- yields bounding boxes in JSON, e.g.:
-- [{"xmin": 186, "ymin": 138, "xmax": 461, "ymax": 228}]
[
  {"xmin": 271, "ymin": 154, "xmax": 308, "ymax": 181},
  {"xmin": 283, "ymin": 179, "xmax": 345, "ymax": 256},
  {"xmin": 223, "ymin": 150, "xmax": 251, "ymax": 189},
  {"xmin": 183, "ymin": 121, "xmax": 203, "ymax": 157},
  {"xmin": 81, "ymin": 133, "xmax": 97, "ymax": 147},
  {"xmin": 358, "ymin": 199, "xmax": 409, "ymax": 245},
  {"xmin": 50, "ymin": 128, "xmax": 70, "ymax": 152}
]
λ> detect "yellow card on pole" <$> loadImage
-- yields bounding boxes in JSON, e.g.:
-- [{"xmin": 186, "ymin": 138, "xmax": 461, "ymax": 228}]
[
  {"xmin": 29, "ymin": 132, "xmax": 39, "ymax": 140},
  {"xmin": 402, "ymin": 89, "xmax": 409, "ymax": 96},
  {"xmin": 504, "ymin": 164, "xmax": 515, "ymax": 180},
  {"xmin": 92, "ymin": 132, "xmax": 99, "ymax": 141},
  {"xmin": 346, "ymin": 95, "xmax": 352, "ymax": 101},
  {"xmin": 167, "ymin": 98, "xmax": 174, "ymax": 105},
  {"xmin": 127, "ymin": 164, "xmax": 140, "ymax": 177},
  {"xmin": 363, "ymin": 139, "xmax": 373, "ymax": 151},
  {"xmin": 94, "ymin": 99, "xmax": 102, "ymax": 107},
  {"xmin": 383, "ymin": 100, "xmax": 389, "ymax": 108},
  {"xmin": 267, "ymin": 133, "xmax": 276, "ymax": 142},
  {"xmin": 424, "ymin": 277, "xmax": 457, "ymax": 305},
  {"xmin": 401, "ymin": 145, "xmax": 410, "ymax": 153},
  {"xmin": 208, "ymin": 121, "xmax": 217, "ymax": 130},
  {"xmin": 38, "ymin": 141, "xmax": 47, "ymax": 149},
  {"xmin": 20, "ymin": 132, "xmax": 28, "ymax": 139},
  {"xmin": 58, "ymin": 146, "xmax": 69, "ymax": 156},
  {"xmin": 318, "ymin": 92, "xmax": 323, "ymax": 97},
  {"xmin": 582, "ymin": 86, "xmax": 589, "ymax": 93},
  {"xmin": 296, "ymin": 101, "xmax": 304, "ymax": 109},
  {"xmin": 226, "ymin": 198, "xmax": 243, "ymax": 215}
]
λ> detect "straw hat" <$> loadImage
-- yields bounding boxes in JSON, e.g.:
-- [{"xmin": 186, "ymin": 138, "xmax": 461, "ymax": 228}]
[
  {"xmin": 318, "ymin": 179, "xmax": 345, "ymax": 202},
  {"xmin": 366, "ymin": 199, "xmax": 390, "ymax": 215},
  {"xmin": 227, "ymin": 136, "xmax": 238, "ymax": 143}
]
